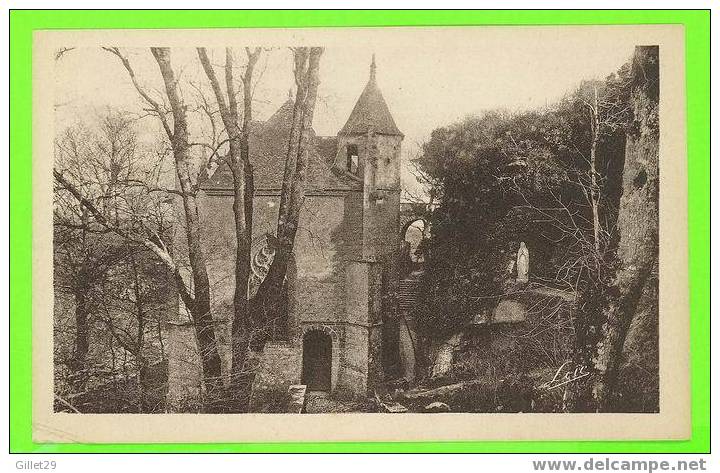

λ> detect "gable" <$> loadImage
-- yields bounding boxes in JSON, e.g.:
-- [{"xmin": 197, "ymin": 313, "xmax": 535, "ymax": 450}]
[{"xmin": 200, "ymin": 103, "xmax": 359, "ymax": 193}]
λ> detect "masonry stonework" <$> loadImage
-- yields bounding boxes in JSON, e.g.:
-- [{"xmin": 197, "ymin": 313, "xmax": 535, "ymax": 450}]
[{"xmin": 165, "ymin": 58, "xmax": 404, "ymax": 408}]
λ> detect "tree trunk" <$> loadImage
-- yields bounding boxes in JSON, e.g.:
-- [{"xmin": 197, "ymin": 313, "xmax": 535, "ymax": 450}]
[
  {"xmin": 197, "ymin": 47, "xmax": 262, "ymax": 399},
  {"xmin": 68, "ymin": 209, "xmax": 92, "ymax": 388},
  {"xmin": 151, "ymin": 47, "xmax": 223, "ymax": 398},
  {"xmin": 251, "ymin": 47, "xmax": 323, "ymax": 338},
  {"xmin": 588, "ymin": 85, "xmax": 602, "ymax": 255},
  {"xmin": 131, "ymin": 255, "xmax": 147, "ymax": 412},
  {"xmin": 228, "ymin": 48, "xmax": 259, "ymax": 391},
  {"xmin": 70, "ymin": 288, "xmax": 90, "ymax": 388},
  {"xmin": 593, "ymin": 46, "xmax": 659, "ymax": 411}
]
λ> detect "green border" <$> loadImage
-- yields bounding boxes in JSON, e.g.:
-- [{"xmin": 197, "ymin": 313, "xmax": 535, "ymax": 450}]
[{"xmin": 10, "ymin": 10, "xmax": 710, "ymax": 453}]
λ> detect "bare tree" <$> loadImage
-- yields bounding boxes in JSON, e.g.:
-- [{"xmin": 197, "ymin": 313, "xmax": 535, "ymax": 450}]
[
  {"xmin": 511, "ymin": 49, "xmax": 656, "ymax": 412},
  {"xmin": 197, "ymin": 47, "xmax": 261, "ymax": 390},
  {"xmin": 578, "ymin": 79, "xmax": 631, "ymax": 255},
  {"xmin": 54, "ymin": 114, "xmax": 141, "ymax": 390},
  {"xmin": 250, "ymin": 47, "xmax": 324, "ymax": 337},
  {"xmin": 99, "ymin": 249, "xmax": 170, "ymax": 412},
  {"xmin": 62, "ymin": 47, "xmax": 226, "ymax": 400},
  {"xmin": 54, "ymin": 112, "xmax": 170, "ymax": 411},
  {"xmin": 406, "ymin": 151, "xmax": 440, "ymax": 208}
]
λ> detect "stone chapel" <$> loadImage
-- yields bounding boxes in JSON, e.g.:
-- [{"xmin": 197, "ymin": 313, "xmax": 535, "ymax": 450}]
[{"xmin": 165, "ymin": 57, "xmax": 405, "ymax": 408}]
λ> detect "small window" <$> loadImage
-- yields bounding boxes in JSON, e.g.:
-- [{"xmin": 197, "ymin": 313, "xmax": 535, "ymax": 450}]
[{"xmin": 346, "ymin": 144, "xmax": 359, "ymax": 175}]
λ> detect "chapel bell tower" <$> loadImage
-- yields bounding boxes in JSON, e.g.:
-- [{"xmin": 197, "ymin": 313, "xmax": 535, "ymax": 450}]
[{"xmin": 335, "ymin": 55, "xmax": 404, "ymax": 260}]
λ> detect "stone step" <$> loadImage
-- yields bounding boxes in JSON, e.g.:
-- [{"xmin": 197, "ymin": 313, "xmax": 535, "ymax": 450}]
[
  {"xmin": 397, "ymin": 277, "xmax": 422, "ymax": 313},
  {"xmin": 398, "ymin": 284, "xmax": 420, "ymax": 292}
]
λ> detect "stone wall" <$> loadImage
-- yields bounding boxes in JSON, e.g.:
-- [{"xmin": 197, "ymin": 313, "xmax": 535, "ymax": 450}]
[
  {"xmin": 333, "ymin": 132, "xmax": 402, "ymax": 190},
  {"xmin": 430, "ymin": 289, "xmax": 577, "ymax": 385},
  {"xmin": 167, "ymin": 128, "xmax": 402, "ymax": 405},
  {"xmin": 335, "ymin": 260, "xmax": 384, "ymax": 396},
  {"xmin": 248, "ymin": 341, "xmax": 302, "ymax": 412},
  {"xmin": 197, "ymin": 191, "xmax": 366, "ymax": 326},
  {"xmin": 167, "ymin": 186, "xmax": 396, "ymax": 404},
  {"xmin": 398, "ymin": 315, "xmax": 417, "ymax": 381},
  {"xmin": 336, "ymin": 133, "xmax": 401, "ymax": 190},
  {"xmin": 371, "ymin": 134, "xmax": 402, "ymax": 190},
  {"xmin": 164, "ymin": 322, "xmax": 203, "ymax": 410}
]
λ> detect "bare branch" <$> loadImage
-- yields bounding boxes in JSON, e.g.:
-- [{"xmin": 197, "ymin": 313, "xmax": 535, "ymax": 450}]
[
  {"xmin": 102, "ymin": 47, "xmax": 173, "ymax": 139},
  {"xmin": 55, "ymin": 47, "xmax": 76, "ymax": 61}
]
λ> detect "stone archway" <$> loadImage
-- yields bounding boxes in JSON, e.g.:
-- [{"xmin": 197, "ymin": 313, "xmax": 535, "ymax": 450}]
[
  {"xmin": 301, "ymin": 330, "xmax": 333, "ymax": 392},
  {"xmin": 399, "ymin": 202, "xmax": 432, "ymax": 235},
  {"xmin": 397, "ymin": 204, "xmax": 433, "ymax": 383},
  {"xmin": 399, "ymin": 202, "xmax": 432, "ymax": 275},
  {"xmin": 401, "ymin": 218, "xmax": 428, "ymax": 264}
]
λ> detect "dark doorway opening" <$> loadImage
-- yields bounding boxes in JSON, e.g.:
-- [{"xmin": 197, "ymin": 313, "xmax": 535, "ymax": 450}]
[{"xmin": 301, "ymin": 331, "xmax": 332, "ymax": 392}]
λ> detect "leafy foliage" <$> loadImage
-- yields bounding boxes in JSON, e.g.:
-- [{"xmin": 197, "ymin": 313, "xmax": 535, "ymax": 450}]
[{"xmin": 414, "ymin": 67, "xmax": 633, "ymax": 340}]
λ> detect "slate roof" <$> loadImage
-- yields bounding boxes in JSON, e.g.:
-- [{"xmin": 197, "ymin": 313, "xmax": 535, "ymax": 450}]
[
  {"xmin": 338, "ymin": 59, "xmax": 403, "ymax": 137},
  {"xmin": 201, "ymin": 58, "xmax": 401, "ymax": 192},
  {"xmin": 200, "ymin": 100, "xmax": 356, "ymax": 192}
]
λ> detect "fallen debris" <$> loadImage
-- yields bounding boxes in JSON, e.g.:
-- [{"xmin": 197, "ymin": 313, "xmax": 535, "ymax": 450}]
[
  {"xmin": 374, "ymin": 391, "xmax": 408, "ymax": 413},
  {"xmin": 287, "ymin": 384, "xmax": 307, "ymax": 413},
  {"xmin": 424, "ymin": 401, "xmax": 451, "ymax": 413},
  {"xmin": 399, "ymin": 379, "xmax": 489, "ymax": 401}
]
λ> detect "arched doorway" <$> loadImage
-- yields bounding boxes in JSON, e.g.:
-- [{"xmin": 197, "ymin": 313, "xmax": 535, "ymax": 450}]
[{"xmin": 301, "ymin": 331, "xmax": 332, "ymax": 392}]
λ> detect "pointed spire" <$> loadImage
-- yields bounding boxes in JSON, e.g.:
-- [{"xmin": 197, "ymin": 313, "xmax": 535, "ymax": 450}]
[{"xmin": 338, "ymin": 53, "xmax": 403, "ymax": 137}]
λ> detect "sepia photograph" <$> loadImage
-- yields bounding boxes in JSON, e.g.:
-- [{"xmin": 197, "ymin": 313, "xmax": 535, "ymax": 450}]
[{"xmin": 31, "ymin": 24, "xmax": 690, "ymax": 443}]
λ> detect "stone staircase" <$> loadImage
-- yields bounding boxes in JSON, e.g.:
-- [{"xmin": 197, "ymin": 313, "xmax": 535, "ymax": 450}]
[{"xmin": 398, "ymin": 270, "xmax": 423, "ymax": 314}]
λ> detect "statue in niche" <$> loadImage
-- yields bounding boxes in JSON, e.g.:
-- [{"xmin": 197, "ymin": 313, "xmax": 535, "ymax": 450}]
[{"xmin": 516, "ymin": 241, "xmax": 529, "ymax": 283}]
